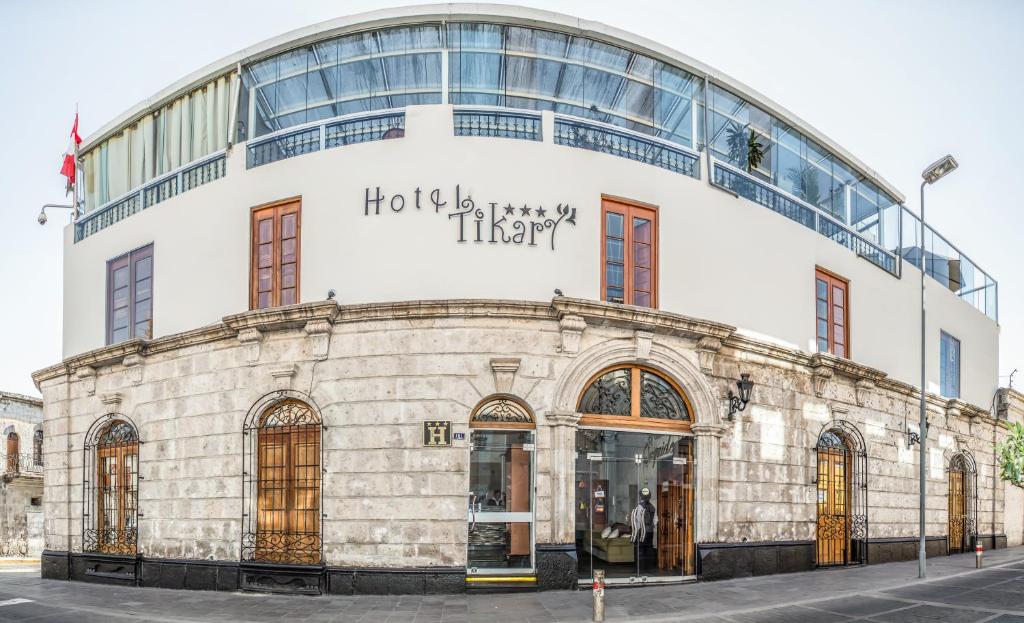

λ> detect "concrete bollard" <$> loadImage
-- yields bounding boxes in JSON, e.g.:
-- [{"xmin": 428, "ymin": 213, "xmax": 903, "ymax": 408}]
[
  {"xmin": 593, "ymin": 569, "xmax": 606, "ymax": 622},
  {"xmin": 976, "ymin": 544, "xmax": 983, "ymax": 569}
]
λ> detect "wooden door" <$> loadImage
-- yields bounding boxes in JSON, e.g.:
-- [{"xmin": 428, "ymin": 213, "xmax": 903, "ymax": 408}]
[
  {"xmin": 96, "ymin": 440, "xmax": 139, "ymax": 555},
  {"xmin": 508, "ymin": 446, "xmax": 530, "ymax": 556},
  {"xmin": 656, "ymin": 472, "xmax": 682, "ymax": 572},
  {"xmin": 256, "ymin": 426, "xmax": 321, "ymax": 563},
  {"xmin": 816, "ymin": 448, "xmax": 850, "ymax": 566},
  {"xmin": 949, "ymin": 470, "xmax": 967, "ymax": 554},
  {"xmin": 6, "ymin": 433, "xmax": 18, "ymax": 473}
]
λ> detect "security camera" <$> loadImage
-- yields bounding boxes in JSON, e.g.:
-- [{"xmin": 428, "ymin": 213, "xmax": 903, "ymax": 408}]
[
  {"xmin": 327, "ymin": 289, "xmax": 336, "ymax": 300},
  {"xmin": 37, "ymin": 211, "xmax": 47, "ymax": 225}
]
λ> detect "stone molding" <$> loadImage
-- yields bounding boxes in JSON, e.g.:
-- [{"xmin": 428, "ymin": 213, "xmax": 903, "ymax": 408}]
[
  {"xmin": 28, "ymin": 298, "xmax": 999, "ymax": 424},
  {"xmin": 690, "ymin": 423, "xmax": 727, "ymax": 438},
  {"xmin": 237, "ymin": 328, "xmax": 264, "ymax": 366},
  {"xmin": 99, "ymin": 392, "xmax": 122, "ymax": 411},
  {"xmin": 304, "ymin": 319, "xmax": 333, "ymax": 360},
  {"xmin": 855, "ymin": 379, "xmax": 875, "ymax": 407},
  {"xmin": 543, "ymin": 410, "xmax": 581, "ymax": 427},
  {"xmin": 268, "ymin": 364, "xmax": 297, "ymax": 390},
  {"xmin": 489, "ymin": 358, "xmax": 520, "ymax": 394},
  {"xmin": 633, "ymin": 330, "xmax": 653, "ymax": 361},
  {"xmin": 122, "ymin": 354, "xmax": 144, "ymax": 385},
  {"xmin": 812, "ymin": 366, "xmax": 834, "ymax": 398},
  {"xmin": 695, "ymin": 337, "xmax": 722, "ymax": 375},
  {"xmin": 557, "ymin": 313, "xmax": 586, "ymax": 355},
  {"xmin": 73, "ymin": 366, "xmax": 96, "ymax": 396}
]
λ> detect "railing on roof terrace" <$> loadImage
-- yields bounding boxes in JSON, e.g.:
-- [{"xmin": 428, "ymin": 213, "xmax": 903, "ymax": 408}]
[
  {"xmin": 74, "ymin": 151, "xmax": 226, "ymax": 242},
  {"xmin": 553, "ymin": 116, "xmax": 700, "ymax": 179},
  {"xmin": 247, "ymin": 111, "xmax": 406, "ymax": 169},
  {"xmin": 899, "ymin": 207, "xmax": 998, "ymax": 321},
  {"xmin": 711, "ymin": 158, "xmax": 899, "ymax": 277},
  {"xmin": 453, "ymin": 109, "xmax": 542, "ymax": 141}
]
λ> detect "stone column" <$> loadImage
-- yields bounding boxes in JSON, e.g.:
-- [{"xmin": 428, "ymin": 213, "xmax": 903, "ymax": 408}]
[
  {"xmin": 691, "ymin": 423, "xmax": 725, "ymax": 543},
  {"xmin": 545, "ymin": 411, "xmax": 581, "ymax": 544}
]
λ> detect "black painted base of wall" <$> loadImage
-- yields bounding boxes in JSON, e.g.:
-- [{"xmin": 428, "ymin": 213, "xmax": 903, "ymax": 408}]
[
  {"xmin": 974, "ymin": 533, "xmax": 1008, "ymax": 551},
  {"xmin": 697, "ymin": 540, "xmax": 815, "ymax": 581},
  {"xmin": 535, "ymin": 544, "xmax": 577, "ymax": 591},
  {"xmin": 868, "ymin": 536, "xmax": 947, "ymax": 564}
]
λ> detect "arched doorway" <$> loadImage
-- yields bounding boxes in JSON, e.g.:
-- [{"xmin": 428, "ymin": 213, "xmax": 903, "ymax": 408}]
[
  {"xmin": 466, "ymin": 395, "xmax": 536, "ymax": 580},
  {"xmin": 574, "ymin": 364, "xmax": 694, "ymax": 584},
  {"xmin": 948, "ymin": 452, "xmax": 977, "ymax": 554},
  {"xmin": 242, "ymin": 392, "xmax": 323, "ymax": 565},
  {"xmin": 83, "ymin": 416, "xmax": 140, "ymax": 555},
  {"xmin": 815, "ymin": 421, "xmax": 867, "ymax": 566}
]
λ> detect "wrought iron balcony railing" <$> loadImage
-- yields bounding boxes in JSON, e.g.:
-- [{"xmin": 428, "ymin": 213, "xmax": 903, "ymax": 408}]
[
  {"xmin": 247, "ymin": 110, "xmax": 406, "ymax": 169},
  {"xmin": 454, "ymin": 109, "xmax": 542, "ymax": 140},
  {"xmin": 2, "ymin": 453, "xmax": 43, "ymax": 476},
  {"xmin": 553, "ymin": 116, "xmax": 700, "ymax": 179},
  {"xmin": 75, "ymin": 151, "xmax": 226, "ymax": 242},
  {"xmin": 711, "ymin": 159, "xmax": 899, "ymax": 277}
]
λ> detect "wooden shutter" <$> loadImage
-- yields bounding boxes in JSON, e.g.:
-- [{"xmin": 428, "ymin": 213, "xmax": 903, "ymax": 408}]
[
  {"xmin": 106, "ymin": 244, "xmax": 154, "ymax": 345},
  {"xmin": 815, "ymin": 268, "xmax": 850, "ymax": 358},
  {"xmin": 601, "ymin": 198, "xmax": 658, "ymax": 308},
  {"xmin": 251, "ymin": 199, "xmax": 301, "ymax": 310}
]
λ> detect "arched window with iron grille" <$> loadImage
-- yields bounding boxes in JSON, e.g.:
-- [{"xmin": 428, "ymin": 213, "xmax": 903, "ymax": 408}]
[
  {"xmin": 83, "ymin": 415, "xmax": 140, "ymax": 555},
  {"xmin": 33, "ymin": 427, "xmax": 43, "ymax": 467},
  {"xmin": 948, "ymin": 451, "xmax": 978, "ymax": 554},
  {"xmin": 242, "ymin": 391, "xmax": 323, "ymax": 565},
  {"xmin": 814, "ymin": 420, "xmax": 867, "ymax": 567}
]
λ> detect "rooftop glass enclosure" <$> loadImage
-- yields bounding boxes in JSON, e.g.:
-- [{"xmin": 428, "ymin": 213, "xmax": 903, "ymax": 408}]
[{"xmin": 75, "ymin": 18, "xmax": 997, "ymax": 320}]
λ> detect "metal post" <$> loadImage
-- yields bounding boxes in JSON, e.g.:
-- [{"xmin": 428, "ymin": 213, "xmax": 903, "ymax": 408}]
[
  {"xmin": 976, "ymin": 543, "xmax": 983, "ymax": 568},
  {"xmin": 592, "ymin": 569, "xmax": 605, "ymax": 622},
  {"xmin": 918, "ymin": 180, "xmax": 928, "ymax": 579}
]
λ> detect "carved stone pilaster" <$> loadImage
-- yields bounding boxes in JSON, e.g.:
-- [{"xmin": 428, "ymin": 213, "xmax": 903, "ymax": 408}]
[
  {"xmin": 269, "ymin": 364, "xmax": 297, "ymax": 390},
  {"xmin": 696, "ymin": 337, "xmax": 722, "ymax": 375},
  {"xmin": 304, "ymin": 319, "xmax": 332, "ymax": 361},
  {"xmin": 634, "ymin": 331, "xmax": 653, "ymax": 361},
  {"xmin": 122, "ymin": 354, "xmax": 144, "ymax": 385},
  {"xmin": 557, "ymin": 314, "xmax": 586, "ymax": 355},
  {"xmin": 99, "ymin": 392, "xmax": 122, "ymax": 412},
  {"xmin": 830, "ymin": 404, "xmax": 849, "ymax": 419},
  {"xmin": 237, "ymin": 328, "xmax": 263, "ymax": 366},
  {"xmin": 75, "ymin": 366, "xmax": 96, "ymax": 396},
  {"xmin": 855, "ymin": 379, "xmax": 875, "ymax": 407},
  {"xmin": 489, "ymin": 358, "xmax": 521, "ymax": 394},
  {"xmin": 813, "ymin": 366, "xmax": 834, "ymax": 398},
  {"xmin": 691, "ymin": 423, "xmax": 725, "ymax": 543},
  {"xmin": 545, "ymin": 410, "xmax": 581, "ymax": 544}
]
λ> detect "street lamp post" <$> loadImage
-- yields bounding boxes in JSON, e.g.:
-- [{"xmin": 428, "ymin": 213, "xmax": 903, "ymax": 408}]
[{"xmin": 918, "ymin": 154, "xmax": 958, "ymax": 579}]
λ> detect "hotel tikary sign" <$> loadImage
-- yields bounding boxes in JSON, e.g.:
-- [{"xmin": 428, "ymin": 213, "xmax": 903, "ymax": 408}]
[{"xmin": 364, "ymin": 185, "xmax": 577, "ymax": 250}]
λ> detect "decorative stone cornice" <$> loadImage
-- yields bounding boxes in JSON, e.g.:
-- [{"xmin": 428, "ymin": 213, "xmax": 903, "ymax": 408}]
[
  {"xmin": 0, "ymin": 391, "xmax": 43, "ymax": 409},
  {"xmin": 809, "ymin": 353, "xmax": 888, "ymax": 384},
  {"xmin": 946, "ymin": 399, "xmax": 987, "ymax": 421},
  {"xmin": 552, "ymin": 297, "xmax": 735, "ymax": 341},
  {"xmin": 489, "ymin": 358, "xmax": 521, "ymax": 394},
  {"xmin": 223, "ymin": 300, "xmax": 340, "ymax": 333},
  {"xmin": 812, "ymin": 366, "xmax": 834, "ymax": 398},
  {"xmin": 695, "ymin": 337, "xmax": 722, "ymax": 375},
  {"xmin": 544, "ymin": 411, "xmax": 581, "ymax": 427}
]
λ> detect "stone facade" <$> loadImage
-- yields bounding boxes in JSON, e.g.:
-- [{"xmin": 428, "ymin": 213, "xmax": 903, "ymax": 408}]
[
  {"xmin": 0, "ymin": 391, "xmax": 44, "ymax": 558},
  {"xmin": 32, "ymin": 299, "xmax": 1019, "ymax": 592}
]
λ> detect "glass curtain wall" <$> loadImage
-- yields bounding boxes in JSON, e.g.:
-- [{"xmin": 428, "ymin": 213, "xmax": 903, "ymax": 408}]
[
  {"xmin": 237, "ymin": 25, "xmax": 443, "ymax": 141},
  {"xmin": 706, "ymin": 83, "xmax": 898, "ymax": 245},
  {"xmin": 447, "ymin": 23, "xmax": 703, "ymax": 150}
]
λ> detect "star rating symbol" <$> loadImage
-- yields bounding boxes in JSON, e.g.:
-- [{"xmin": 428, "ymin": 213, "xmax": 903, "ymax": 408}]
[
  {"xmin": 520, "ymin": 205, "xmax": 531, "ymax": 217},
  {"xmin": 535, "ymin": 206, "xmax": 547, "ymax": 218},
  {"xmin": 504, "ymin": 204, "xmax": 515, "ymax": 216}
]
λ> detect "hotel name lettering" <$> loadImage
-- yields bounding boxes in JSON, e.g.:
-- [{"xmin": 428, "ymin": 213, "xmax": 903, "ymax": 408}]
[{"xmin": 364, "ymin": 185, "xmax": 577, "ymax": 251}]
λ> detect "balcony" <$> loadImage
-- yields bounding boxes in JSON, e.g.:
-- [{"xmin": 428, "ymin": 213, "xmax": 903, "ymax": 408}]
[
  {"xmin": 2, "ymin": 453, "xmax": 43, "ymax": 479},
  {"xmin": 554, "ymin": 116, "xmax": 700, "ymax": 179}
]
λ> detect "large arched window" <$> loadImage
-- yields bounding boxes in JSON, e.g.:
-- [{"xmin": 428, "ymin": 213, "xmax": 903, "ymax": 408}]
[
  {"xmin": 243, "ymin": 394, "xmax": 322, "ymax": 565},
  {"xmin": 814, "ymin": 421, "xmax": 867, "ymax": 567},
  {"xmin": 5, "ymin": 431, "xmax": 18, "ymax": 473},
  {"xmin": 577, "ymin": 365, "xmax": 691, "ymax": 431},
  {"xmin": 83, "ymin": 417, "xmax": 139, "ymax": 555}
]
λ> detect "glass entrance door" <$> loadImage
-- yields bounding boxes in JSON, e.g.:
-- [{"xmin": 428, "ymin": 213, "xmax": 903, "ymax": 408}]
[
  {"xmin": 575, "ymin": 429, "xmax": 693, "ymax": 584},
  {"xmin": 467, "ymin": 429, "xmax": 534, "ymax": 574}
]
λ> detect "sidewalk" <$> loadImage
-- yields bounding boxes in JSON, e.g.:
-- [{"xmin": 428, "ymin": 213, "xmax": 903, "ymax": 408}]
[{"xmin": 0, "ymin": 549, "xmax": 1020, "ymax": 622}]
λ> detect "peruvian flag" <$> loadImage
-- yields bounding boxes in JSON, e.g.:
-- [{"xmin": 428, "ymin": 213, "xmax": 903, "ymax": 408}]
[{"xmin": 59, "ymin": 113, "xmax": 82, "ymax": 194}]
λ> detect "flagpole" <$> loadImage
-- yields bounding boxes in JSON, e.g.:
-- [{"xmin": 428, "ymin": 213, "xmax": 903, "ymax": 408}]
[{"xmin": 72, "ymin": 103, "xmax": 80, "ymax": 219}]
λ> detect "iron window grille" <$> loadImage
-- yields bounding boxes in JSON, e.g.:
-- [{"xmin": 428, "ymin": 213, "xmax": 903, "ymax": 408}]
[
  {"xmin": 242, "ymin": 391, "xmax": 323, "ymax": 565},
  {"xmin": 83, "ymin": 415, "xmax": 140, "ymax": 555},
  {"xmin": 814, "ymin": 420, "xmax": 868, "ymax": 567}
]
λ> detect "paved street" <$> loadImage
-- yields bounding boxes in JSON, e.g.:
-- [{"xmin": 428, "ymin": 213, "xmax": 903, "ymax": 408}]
[{"xmin": 2, "ymin": 549, "xmax": 1024, "ymax": 622}]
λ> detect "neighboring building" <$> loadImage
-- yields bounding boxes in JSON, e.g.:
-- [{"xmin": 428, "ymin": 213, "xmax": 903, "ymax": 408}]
[
  {"xmin": 0, "ymin": 391, "xmax": 44, "ymax": 559},
  {"xmin": 34, "ymin": 4, "xmax": 1014, "ymax": 595}
]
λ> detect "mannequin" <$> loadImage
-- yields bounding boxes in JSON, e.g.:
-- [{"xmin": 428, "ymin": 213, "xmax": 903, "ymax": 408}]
[{"xmin": 628, "ymin": 487, "xmax": 656, "ymax": 571}]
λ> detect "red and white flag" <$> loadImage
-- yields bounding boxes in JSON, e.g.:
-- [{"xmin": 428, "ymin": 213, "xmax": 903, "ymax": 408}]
[{"xmin": 59, "ymin": 113, "xmax": 82, "ymax": 194}]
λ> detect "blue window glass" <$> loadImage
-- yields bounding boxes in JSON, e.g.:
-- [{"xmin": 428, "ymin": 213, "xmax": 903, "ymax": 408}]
[{"xmin": 940, "ymin": 331, "xmax": 960, "ymax": 399}]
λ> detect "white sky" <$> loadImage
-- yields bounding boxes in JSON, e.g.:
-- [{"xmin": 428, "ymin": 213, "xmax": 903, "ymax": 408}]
[{"xmin": 1, "ymin": 0, "xmax": 1021, "ymax": 397}]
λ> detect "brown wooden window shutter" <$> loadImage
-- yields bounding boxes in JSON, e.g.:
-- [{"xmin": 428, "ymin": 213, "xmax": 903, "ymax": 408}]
[
  {"xmin": 251, "ymin": 200, "xmax": 301, "ymax": 310},
  {"xmin": 601, "ymin": 198, "xmax": 658, "ymax": 308},
  {"xmin": 815, "ymin": 268, "xmax": 850, "ymax": 358}
]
